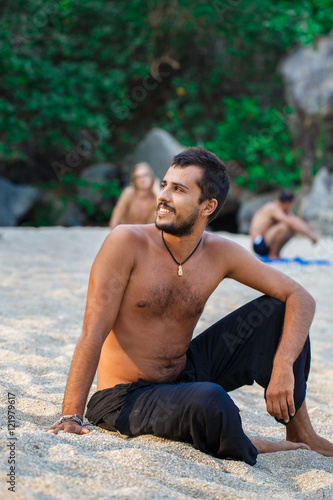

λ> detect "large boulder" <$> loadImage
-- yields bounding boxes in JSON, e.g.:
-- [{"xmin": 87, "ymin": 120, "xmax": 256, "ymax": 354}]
[
  {"xmin": 280, "ymin": 32, "xmax": 333, "ymax": 117},
  {"xmin": 129, "ymin": 128, "xmax": 185, "ymax": 180},
  {"xmin": 301, "ymin": 167, "xmax": 331, "ymax": 220},
  {"xmin": 301, "ymin": 167, "xmax": 333, "ymax": 235},
  {"xmin": 27, "ymin": 192, "xmax": 85, "ymax": 227},
  {"xmin": 0, "ymin": 177, "xmax": 40, "ymax": 226},
  {"xmin": 55, "ymin": 202, "xmax": 85, "ymax": 227},
  {"xmin": 319, "ymin": 185, "xmax": 333, "ymax": 236},
  {"xmin": 279, "ymin": 31, "xmax": 333, "ymax": 166},
  {"xmin": 78, "ymin": 163, "xmax": 119, "ymax": 208}
]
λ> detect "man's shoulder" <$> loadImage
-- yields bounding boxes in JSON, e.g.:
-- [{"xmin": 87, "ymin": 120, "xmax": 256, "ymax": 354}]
[
  {"xmin": 203, "ymin": 231, "xmax": 239, "ymax": 251},
  {"xmin": 122, "ymin": 186, "xmax": 135, "ymax": 198},
  {"xmin": 94, "ymin": 225, "xmax": 154, "ymax": 269},
  {"xmin": 254, "ymin": 201, "xmax": 280, "ymax": 219},
  {"xmin": 269, "ymin": 202, "xmax": 293, "ymax": 220},
  {"xmin": 260, "ymin": 200, "xmax": 276, "ymax": 212},
  {"xmin": 202, "ymin": 232, "xmax": 257, "ymax": 275},
  {"xmin": 107, "ymin": 224, "xmax": 154, "ymax": 245}
]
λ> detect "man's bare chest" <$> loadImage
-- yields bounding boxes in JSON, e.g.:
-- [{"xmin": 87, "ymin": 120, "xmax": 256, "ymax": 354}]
[{"xmin": 123, "ymin": 261, "xmax": 220, "ymax": 321}]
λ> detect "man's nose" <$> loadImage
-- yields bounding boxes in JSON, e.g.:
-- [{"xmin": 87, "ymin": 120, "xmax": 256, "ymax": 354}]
[{"xmin": 158, "ymin": 185, "xmax": 171, "ymax": 203}]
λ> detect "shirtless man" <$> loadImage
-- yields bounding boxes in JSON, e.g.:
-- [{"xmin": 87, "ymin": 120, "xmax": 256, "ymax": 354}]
[
  {"xmin": 109, "ymin": 162, "xmax": 158, "ymax": 229},
  {"xmin": 46, "ymin": 148, "xmax": 333, "ymax": 465},
  {"xmin": 250, "ymin": 190, "xmax": 318, "ymax": 259}
]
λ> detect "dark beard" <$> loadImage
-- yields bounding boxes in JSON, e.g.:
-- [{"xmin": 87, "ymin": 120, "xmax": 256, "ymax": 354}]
[{"xmin": 155, "ymin": 209, "xmax": 199, "ymax": 236}]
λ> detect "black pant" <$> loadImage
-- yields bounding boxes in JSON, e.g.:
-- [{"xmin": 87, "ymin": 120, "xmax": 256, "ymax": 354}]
[{"xmin": 86, "ymin": 296, "xmax": 311, "ymax": 466}]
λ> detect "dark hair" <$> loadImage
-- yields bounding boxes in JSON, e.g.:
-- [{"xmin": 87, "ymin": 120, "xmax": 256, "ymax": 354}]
[
  {"xmin": 171, "ymin": 147, "xmax": 230, "ymax": 223},
  {"xmin": 278, "ymin": 190, "xmax": 295, "ymax": 203}
]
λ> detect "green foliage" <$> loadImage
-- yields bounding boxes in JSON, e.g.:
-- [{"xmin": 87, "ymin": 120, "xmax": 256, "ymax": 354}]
[
  {"xmin": 206, "ymin": 97, "xmax": 301, "ymax": 190},
  {"xmin": 0, "ymin": 0, "xmax": 152, "ymax": 165},
  {"xmin": 27, "ymin": 175, "xmax": 122, "ymax": 226},
  {"xmin": 1, "ymin": 0, "xmax": 332, "ymax": 213},
  {"xmin": 25, "ymin": 197, "xmax": 67, "ymax": 227}
]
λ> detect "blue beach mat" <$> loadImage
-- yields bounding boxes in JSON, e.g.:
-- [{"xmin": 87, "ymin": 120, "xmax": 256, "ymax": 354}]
[{"xmin": 258, "ymin": 256, "xmax": 331, "ymax": 266}]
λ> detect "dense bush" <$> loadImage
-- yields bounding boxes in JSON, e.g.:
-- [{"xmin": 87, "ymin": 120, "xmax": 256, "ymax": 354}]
[
  {"xmin": 1, "ymin": 0, "xmax": 332, "ymax": 197},
  {"xmin": 206, "ymin": 98, "xmax": 301, "ymax": 191}
]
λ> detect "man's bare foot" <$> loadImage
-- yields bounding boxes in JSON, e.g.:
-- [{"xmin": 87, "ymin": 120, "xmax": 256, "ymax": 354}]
[
  {"xmin": 250, "ymin": 437, "xmax": 310, "ymax": 454},
  {"xmin": 286, "ymin": 402, "xmax": 333, "ymax": 457},
  {"xmin": 286, "ymin": 432, "xmax": 333, "ymax": 457}
]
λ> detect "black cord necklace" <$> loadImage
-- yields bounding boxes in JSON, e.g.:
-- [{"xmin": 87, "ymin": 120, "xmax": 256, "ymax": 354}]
[{"xmin": 161, "ymin": 231, "xmax": 202, "ymax": 277}]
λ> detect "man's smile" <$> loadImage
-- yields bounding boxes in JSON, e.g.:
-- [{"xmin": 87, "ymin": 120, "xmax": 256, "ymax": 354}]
[{"xmin": 157, "ymin": 204, "xmax": 175, "ymax": 215}]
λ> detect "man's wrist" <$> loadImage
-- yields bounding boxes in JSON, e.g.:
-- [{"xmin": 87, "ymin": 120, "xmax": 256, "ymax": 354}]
[
  {"xmin": 55, "ymin": 414, "xmax": 84, "ymax": 426},
  {"xmin": 273, "ymin": 353, "xmax": 294, "ymax": 369}
]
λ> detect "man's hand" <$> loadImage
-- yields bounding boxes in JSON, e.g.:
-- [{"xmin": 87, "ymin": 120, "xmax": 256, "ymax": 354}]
[
  {"xmin": 309, "ymin": 232, "xmax": 318, "ymax": 244},
  {"xmin": 265, "ymin": 365, "xmax": 295, "ymax": 423},
  {"xmin": 44, "ymin": 421, "xmax": 90, "ymax": 435}
]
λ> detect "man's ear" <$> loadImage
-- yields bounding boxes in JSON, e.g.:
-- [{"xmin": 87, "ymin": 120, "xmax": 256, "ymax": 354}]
[{"xmin": 202, "ymin": 198, "xmax": 218, "ymax": 218}]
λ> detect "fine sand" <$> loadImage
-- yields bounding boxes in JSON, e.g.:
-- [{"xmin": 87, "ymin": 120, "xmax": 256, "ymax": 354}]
[{"xmin": 0, "ymin": 227, "xmax": 332, "ymax": 499}]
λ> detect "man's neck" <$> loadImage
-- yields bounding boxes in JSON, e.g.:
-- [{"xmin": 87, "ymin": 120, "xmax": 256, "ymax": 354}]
[{"xmin": 160, "ymin": 228, "xmax": 205, "ymax": 256}]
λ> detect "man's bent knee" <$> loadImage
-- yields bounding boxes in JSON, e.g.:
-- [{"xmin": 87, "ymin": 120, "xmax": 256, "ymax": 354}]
[{"xmin": 189, "ymin": 383, "xmax": 240, "ymax": 421}]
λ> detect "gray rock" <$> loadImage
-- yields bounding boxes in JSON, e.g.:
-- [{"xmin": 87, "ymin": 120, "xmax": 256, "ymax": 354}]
[
  {"xmin": 301, "ymin": 167, "xmax": 331, "ymax": 220},
  {"xmin": 280, "ymin": 31, "xmax": 333, "ymax": 116},
  {"xmin": 315, "ymin": 171, "xmax": 333, "ymax": 236},
  {"xmin": 237, "ymin": 192, "xmax": 277, "ymax": 235},
  {"xmin": 78, "ymin": 163, "xmax": 118, "ymax": 207},
  {"xmin": 130, "ymin": 128, "xmax": 185, "ymax": 180},
  {"xmin": 56, "ymin": 202, "xmax": 84, "ymax": 227},
  {"xmin": 36, "ymin": 192, "xmax": 85, "ymax": 226},
  {"xmin": 80, "ymin": 163, "xmax": 118, "ymax": 182},
  {"xmin": 0, "ymin": 177, "xmax": 40, "ymax": 226}
]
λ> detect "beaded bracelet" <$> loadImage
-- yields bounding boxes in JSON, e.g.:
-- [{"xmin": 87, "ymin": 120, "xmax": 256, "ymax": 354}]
[{"xmin": 53, "ymin": 414, "xmax": 84, "ymax": 427}]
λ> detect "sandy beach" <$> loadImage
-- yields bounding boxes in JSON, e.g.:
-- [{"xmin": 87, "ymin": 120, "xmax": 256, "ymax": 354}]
[{"xmin": 0, "ymin": 227, "xmax": 332, "ymax": 499}]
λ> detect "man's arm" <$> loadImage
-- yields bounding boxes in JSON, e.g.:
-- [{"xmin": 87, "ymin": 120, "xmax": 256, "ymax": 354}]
[
  {"xmin": 45, "ymin": 227, "xmax": 135, "ymax": 434},
  {"xmin": 109, "ymin": 187, "xmax": 133, "ymax": 229},
  {"xmin": 273, "ymin": 207, "xmax": 318, "ymax": 243},
  {"xmin": 222, "ymin": 239, "xmax": 315, "ymax": 423}
]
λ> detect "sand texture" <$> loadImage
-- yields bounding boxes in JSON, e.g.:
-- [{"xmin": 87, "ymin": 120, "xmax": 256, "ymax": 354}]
[{"xmin": 0, "ymin": 228, "xmax": 332, "ymax": 499}]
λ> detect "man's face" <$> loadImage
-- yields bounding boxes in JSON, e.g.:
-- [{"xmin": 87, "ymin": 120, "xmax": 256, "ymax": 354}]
[
  {"xmin": 281, "ymin": 201, "xmax": 294, "ymax": 213},
  {"xmin": 133, "ymin": 165, "xmax": 154, "ymax": 190},
  {"xmin": 155, "ymin": 165, "xmax": 204, "ymax": 236}
]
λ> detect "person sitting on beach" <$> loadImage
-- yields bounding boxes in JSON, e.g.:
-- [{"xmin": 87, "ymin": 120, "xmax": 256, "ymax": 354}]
[
  {"xmin": 109, "ymin": 162, "xmax": 159, "ymax": 229},
  {"xmin": 250, "ymin": 190, "xmax": 318, "ymax": 259},
  {"xmin": 45, "ymin": 148, "xmax": 333, "ymax": 465}
]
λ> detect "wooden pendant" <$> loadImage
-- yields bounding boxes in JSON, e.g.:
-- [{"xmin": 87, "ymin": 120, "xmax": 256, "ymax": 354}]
[{"xmin": 177, "ymin": 265, "xmax": 183, "ymax": 276}]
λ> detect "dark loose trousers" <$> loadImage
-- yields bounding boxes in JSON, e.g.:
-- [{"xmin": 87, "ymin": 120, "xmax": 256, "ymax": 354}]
[{"xmin": 86, "ymin": 296, "xmax": 311, "ymax": 466}]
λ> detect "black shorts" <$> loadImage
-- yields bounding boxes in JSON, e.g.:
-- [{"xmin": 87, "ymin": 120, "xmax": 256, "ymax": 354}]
[{"xmin": 253, "ymin": 235, "xmax": 270, "ymax": 256}]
